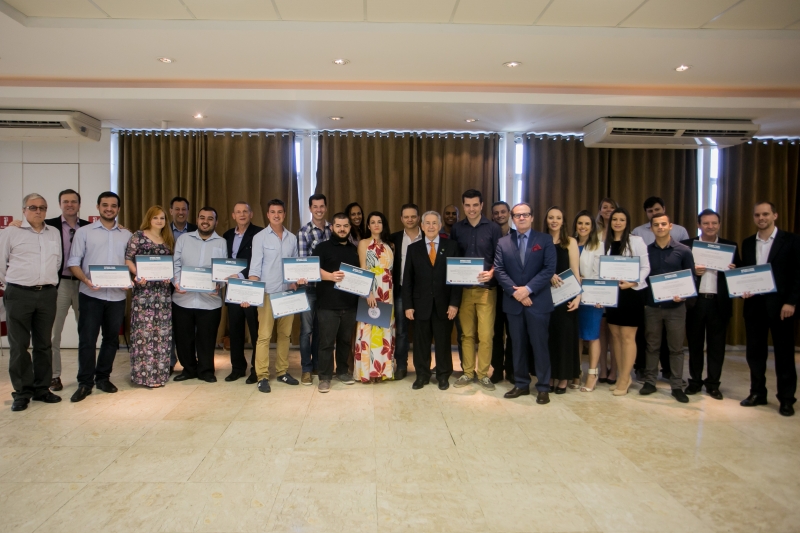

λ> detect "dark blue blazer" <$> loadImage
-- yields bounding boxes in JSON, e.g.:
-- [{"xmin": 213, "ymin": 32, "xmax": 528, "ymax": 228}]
[{"xmin": 493, "ymin": 229, "xmax": 557, "ymax": 315}]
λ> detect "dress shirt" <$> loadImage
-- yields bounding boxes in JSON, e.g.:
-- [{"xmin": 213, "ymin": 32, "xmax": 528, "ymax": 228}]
[
  {"xmin": 697, "ymin": 237, "xmax": 719, "ymax": 294},
  {"xmin": 632, "ymin": 222, "xmax": 690, "ymax": 246},
  {"xmin": 60, "ymin": 216, "xmax": 79, "ymax": 276},
  {"xmin": 171, "ymin": 222, "xmax": 191, "ymax": 242},
  {"xmin": 450, "ymin": 216, "xmax": 503, "ymax": 286},
  {"xmin": 401, "ymin": 229, "xmax": 423, "ymax": 284},
  {"xmin": 172, "ymin": 231, "xmax": 227, "ymax": 310},
  {"xmin": 249, "ymin": 225, "xmax": 299, "ymax": 293},
  {"xmin": 0, "ymin": 218, "xmax": 61, "ymax": 287},
  {"xmin": 68, "ymin": 220, "xmax": 132, "ymax": 301},
  {"xmin": 231, "ymin": 226, "xmax": 246, "ymax": 258},
  {"xmin": 425, "ymin": 235, "xmax": 440, "ymax": 254},
  {"xmin": 298, "ymin": 220, "xmax": 331, "ymax": 258},
  {"xmin": 756, "ymin": 226, "xmax": 778, "ymax": 265},
  {"xmin": 645, "ymin": 238, "xmax": 695, "ymax": 308}
]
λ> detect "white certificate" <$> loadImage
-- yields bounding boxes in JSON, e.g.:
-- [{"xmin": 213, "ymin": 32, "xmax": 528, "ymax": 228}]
[
  {"xmin": 599, "ymin": 256, "xmax": 641, "ymax": 282},
  {"xmin": 225, "ymin": 278, "xmax": 265, "ymax": 306},
  {"xmin": 691, "ymin": 241, "xmax": 736, "ymax": 271},
  {"xmin": 724, "ymin": 264, "xmax": 777, "ymax": 297},
  {"xmin": 270, "ymin": 288, "xmax": 311, "ymax": 318},
  {"xmin": 649, "ymin": 269, "xmax": 697, "ymax": 303},
  {"xmin": 335, "ymin": 263, "xmax": 375, "ymax": 297},
  {"xmin": 180, "ymin": 267, "xmax": 216, "ymax": 293},
  {"xmin": 446, "ymin": 258, "xmax": 484, "ymax": 285},
  {"xmin": 89, "ymin": 265, "xmax": 132, "ymax": 289},
  {"xmin": 580, "ymin": 279, "xmax": 619, "ymax": 307},
  {"xmin": 550, "ymin": 269, "xmax": 582, "ymax": 307},
  {"xmin": 212, "ymin": 258, "xmax": 246, "ymax": 282},
  {"xmin": 135, "ymin": 255, "xmax": 173, "ymax": 281},
  {"xmin": 283, "ymin": 257, "xmax": 321, "ymax": 283}
]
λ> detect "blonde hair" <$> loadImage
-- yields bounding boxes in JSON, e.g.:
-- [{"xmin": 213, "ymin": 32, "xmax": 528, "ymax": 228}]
[{"xmin": 140, "ymin": 205, "xmax": 175, "ymax": 252}]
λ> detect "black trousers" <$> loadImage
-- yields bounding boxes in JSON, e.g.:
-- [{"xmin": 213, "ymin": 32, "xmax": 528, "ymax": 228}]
[
  {"xmin": 491, "ymin": 290, "xmax": 513, "ymax": 378},
  {"xmin": 227, "ymin": 302, "xmax": 259, "ymax": 374},
  {"xmin": 4, "ymin": 284, "xmax": 57, "ymax": 400},
  {"xmin": 77, "ymin": 293, "xmax": 125, "ymax": 389},
  {"xmin": 413, "ymin": 312, "xmax": 455, "ymax": 382},
  {"xmin": 173, "ymin": 304, "xmax": 221, "ymax": 380},
  {"xmin": 686, "ymin": 297, "xmax": 728, "ymax": 389},
  {"xmin": 317, "ymin": 308, "xmax": 356, "ymax": 380},
  {"xmin": 745, "ymin": 298, "xmax": 797, "ymax": 404}
]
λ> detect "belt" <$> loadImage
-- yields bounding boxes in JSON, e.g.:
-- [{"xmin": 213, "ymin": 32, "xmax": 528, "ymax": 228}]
[
  {"xmin": 60, "ymin": 275, "xmax": 79, "ymax": 281},
  {"xmin": 8, "ymin": 283, "xmax": 56, "ymax": 291},
  {"xmin": 699, "ymin": 293, "xmax": 717, "ymax": 299}
]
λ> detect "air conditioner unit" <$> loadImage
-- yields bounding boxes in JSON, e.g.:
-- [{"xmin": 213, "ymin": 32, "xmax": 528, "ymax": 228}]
[
  {"xmin": 0, "ymin": 110, "xmax": 101, "ymax": 142},
  {"xmin": 583, "ymin": 118, "xmax": 759, "ymax": 149}
]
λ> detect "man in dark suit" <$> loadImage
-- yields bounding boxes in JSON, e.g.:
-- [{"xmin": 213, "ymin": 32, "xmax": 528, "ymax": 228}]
[
  {"xmin": 494, "ymin": 202, "xmax": 557, "ymax": 404},
  {"xmin": 681, "ymin": 208, "xmax": 741, "ymax": 400},
  {"xmin": 740, "ymin": 201, "xmax": 800, "ymax": 416},
  {"xmin": 403, "ymin": 210, "xmax": 462, "ymax": 390},
  {"xmin": 222, "ymin": 202, "xmax": 263, "ymax": 383}
]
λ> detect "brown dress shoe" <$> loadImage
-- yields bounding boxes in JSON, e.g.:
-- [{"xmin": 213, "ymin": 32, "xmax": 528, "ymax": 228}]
[
  {"xmin": 50, "ymin": 377, "xmax": 63, "ymax": 391},
  {"xmin": 536, "ymin": 391, "xmax": 550, "ymax": 404},
  {"xmin": 504, "ymin": 387, "xmax": 530, "ymax": 399}
]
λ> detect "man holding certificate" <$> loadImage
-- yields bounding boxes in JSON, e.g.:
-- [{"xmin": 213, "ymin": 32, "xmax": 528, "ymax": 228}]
[
  {"xmin": 172, "ymin": 207, "xmax": 227, "ymax": 383},
  {"xmin": 639, "ymin": 214, "xmax": 695, "ymax": 403},
  {"xmin": 739, "ymin": 202, "xmax": 800, "ymax": 416}
]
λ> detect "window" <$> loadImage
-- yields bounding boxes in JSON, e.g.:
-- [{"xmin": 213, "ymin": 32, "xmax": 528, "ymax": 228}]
[{"xmin": 514, "ymin": 140, "xmax": 523, "ymax": 205}]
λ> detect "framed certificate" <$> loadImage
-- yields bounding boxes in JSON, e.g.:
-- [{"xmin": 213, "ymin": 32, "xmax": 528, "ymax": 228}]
[
  {"xmin": 180, "ymin": 267, "xmax": 216, "ymax": 293},
  {"xmin": 724, "ymin": 264, "xmax": 777, "ymax": 297},
  {"xmin": 356, "ymin": 298, "xmax": 393, "ymax": 328},
  {"xmin": 580, "ymin": 279, "xmax": 619, "ymax": 307},
  {"xmin": 225, "ymin": 278, "xmax": 265, "ymax": 306},
  {"xmin": 335, "ymin": 263, "xmax": 375, "ymax": 297},
  {"xmin": 691, "ymin": 241, "xmax": 736, "ymax": 271},
  {"xmin": 89, "ymin": 265, "xmax": 132, "ymax": 288},
  {"xmin": 283, "ymin": 257, "xmax": 321, "ymax": 283},
  {"xmin": 135, "ymin": 255, "xmax": 173, "ymax": 281},
  {"xmin": 550, "ymin": 269, "xmax": 582, "ymax": 307},
  {"xmin": 270, "ymin": 287, "xmax": 311, "ymax": 318},
  {"xmin": 599, "ymin": 256, "xmax": 640, "ymax": 282},
  {"xmin": 649, "ymin": 269, "xmax": 697, "ymax": 303},
  {"xmin": 212, "ymin": 258, "xmax": 246, "ymax": 282},
  {"xmin": 446, "ymin": 258, "xmax": 484, "ymax": 285}
]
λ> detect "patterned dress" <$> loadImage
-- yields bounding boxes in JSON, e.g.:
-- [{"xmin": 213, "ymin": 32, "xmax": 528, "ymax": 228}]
[
  {"xmin": 125, "ymin": 231, "xmax": 173, "ymax": 387},
  {"xmin": 354, "ymin": 239, "xmax": 396, "ymax": 382}
]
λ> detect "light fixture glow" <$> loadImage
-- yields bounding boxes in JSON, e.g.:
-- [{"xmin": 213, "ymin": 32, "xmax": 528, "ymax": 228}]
[
  {"xmin": 675, "ymin": 64, "xmax": 691, "ymax": 72},
  {"xmin": 193, "ymin": 113, "xmax": 204, "ymax": 119},
  {"xmin": 503, "ymin": 61, "xmax": 522, "ymax": 68},
  {"xmin": 158, "ymin": 57, "xmax": 173, "ymax": 63},
  {"xmin": 332, "ymin": 59, "xmax": 350, "ymax": 65},
  {"xmin": 465, "ymin": 119, "xmax": 478, "ymax": 123},
  {"xmin": 329, "ymin": 116, "xmax": 343, "ymax": 121}
]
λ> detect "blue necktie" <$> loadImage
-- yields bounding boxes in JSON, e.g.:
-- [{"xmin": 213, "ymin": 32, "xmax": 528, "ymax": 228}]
[{"xmin": 518, "ymin": 234, "xmax": 527, "ymax": 266}]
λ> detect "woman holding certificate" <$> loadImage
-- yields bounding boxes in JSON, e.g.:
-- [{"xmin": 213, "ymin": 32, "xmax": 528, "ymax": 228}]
[
  {"xmin": 125, "ymin": 205, "xmax": 175, "ymax": 388},
  {"xmin": 574, "ymin": 211, "xmax": 605, "ymax": 392},
  {"xmin": 354, "ymin": 212, "xmax": 396, "ymax": 383},
  {"xmin": 603, "ymin": 207, "xmax": 650, "ymax": 396}
]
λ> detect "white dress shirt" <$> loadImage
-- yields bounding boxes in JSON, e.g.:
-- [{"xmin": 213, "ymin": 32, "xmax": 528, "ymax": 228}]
[
  {"xmin": 400, "ymin": 228, "xmax": 423, "ymax": 285},
  {"xmin": 756, "ymin": 227, "xmax": 778, "ymax": 266},
  {"xmin": 0, "ymin": 218, "xmax": 61, "ymax": 287},
  {"xmin": 698, "ymin": 237, "xmax": 719, "ymax": 294}
]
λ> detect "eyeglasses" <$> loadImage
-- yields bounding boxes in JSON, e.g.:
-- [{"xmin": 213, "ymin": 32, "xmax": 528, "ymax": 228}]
[
  {"xmin": 24, "ymin": 206, "xmax": 47, "ymax": 212},
  {"xmin": 511, "ymin": 212, "xmax": 532, "ymax": 220}
]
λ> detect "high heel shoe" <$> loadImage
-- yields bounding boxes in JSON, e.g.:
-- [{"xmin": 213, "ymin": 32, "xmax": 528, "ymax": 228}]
[
  {"xmin": 581, "ymin": 368, "xmax": 598, "ymax": 392},
  {"xmin": 598, "ymin": 367, "xmax": 611, "ymax": 384},
  {"xmin": 612, "ymin": 380, "xmax": 630, "ymax": 396}
]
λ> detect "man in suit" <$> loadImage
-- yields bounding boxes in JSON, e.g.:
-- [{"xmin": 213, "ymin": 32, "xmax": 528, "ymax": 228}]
[
  {"xmin": 170, "ymin": 196, "xmax": 198, "ymax": 239},
  {"xmin": 222, "ymin": 202, "xmax": 263, "ymax": 383},
  {"xmin": 740, "ymin": 201, "xmax": 800, "ymax": 416},
  {"xmin": 403, "ymin": 211, "xmax": 462, "ymax": 390},
  {"xmin": 681, "ymin": 208, "xmax": 741, "ymax": 400},
  {"xmin": 494, "ymin": 202, "xmax": 557, "ymax": 404}
]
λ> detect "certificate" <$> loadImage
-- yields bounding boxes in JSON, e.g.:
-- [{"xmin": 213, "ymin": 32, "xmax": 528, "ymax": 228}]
[
  {"xmin": 580, "ymin": 279, "xmax": 619, "ymax": 307},
  {"xmin": 446, "ymin": 258, "xmax": 484, "ymax": 285},
  {"xmin": 212, "ymin": 258, "xmax": 246, "ymax": 282},
  {"xmin": 135, "ymin": 255, "xmax": 173, "ymax": 281},
  {"xmin": 691, "ymin": 241, "xmax": 736, "ymax": 271},
  {"xmin": 225, "ymin": 278, "xmax": 265, "ymax": 306},
  {"xmin": 89, "ymin": 265, "xmax": 132, "ymax": 289},
  {"xmin": 649, "ymin": 269, "xmax": 697, "ymax": 303},
  {"xmin": 724, "ymin": 264, "xmax": 777, "ymax": 297},
  {"xmin": 283, "ymin": 257, "xmax": 321, "ymax": 283},
  {"xmin": 270, "ymin": 287, "xmax": 311, "ymax": 318},
  {"xmin": 550, "ymin": 269, "xmax": 582, "ymax": 307},
  {"xmin": 180, "ymin": 267, "xmax": 216, "ymax": 293},
  {"xmin": 356, "ymin": 298, "xmax": 393, "ymax": 328},
  {"xmin": 334, "ymin": 263, "xmax": 375, "ymax": 297},
  {"xmin": 599, "ymin": 256, "xmax": 640, "ymax": 282}
]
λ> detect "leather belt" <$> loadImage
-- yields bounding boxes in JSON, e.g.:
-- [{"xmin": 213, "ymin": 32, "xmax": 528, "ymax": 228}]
[
  {"xmin": 8, "ymin": 283, "xmax": 56, "ymax": 291},
  {"xmin": 60, "ymin": 275, "xmax": 79, "ymax": 281},
  {"xmin": 699, "ymin": 293, "xmax": 717, "ymax": 299}
]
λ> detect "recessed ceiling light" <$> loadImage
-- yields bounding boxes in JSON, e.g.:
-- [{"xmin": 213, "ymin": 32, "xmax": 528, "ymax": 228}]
[
  {"xmin": 158, "ymin": 57, "xmax": 174, "ymax": 63},
  {"xmin": 332, "ymin": 59, "xmax": 350, "ymax": 66},
  {"xmin": 675, "ymin": 64, "xmax": 691, "ymax": 72},
  {"xmin": 330, "ymin": 116, "xmax": 343, "ymax": 121},
  {"xmin": 193, "ymin": 113, "xmax": 204, "ymax": 119},
  {"xmin": 465, "ymin": 119, "xmax": 478, "ymax": 123},
  {"xmin": 503, "ymin": 61, "xmax": 522, "ymax": 68}
]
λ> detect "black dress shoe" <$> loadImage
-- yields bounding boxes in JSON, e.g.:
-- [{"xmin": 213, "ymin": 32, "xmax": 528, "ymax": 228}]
[
  {"xmin": 639, "ymin": 383, "xmax": 658, "ymax": 395},
  {"xmin": 740, "ymin": 394, "xmax": 768, "ymax": 407},
  {"xmin": 173, "ymin": 373, "xmax": 196, "ymax": 382},
  {"xmin": 246, "ymin": 372, "xmax": 258, "ymax": 385},
  {"xmin": 225, "ymin": 372, "xmax": 244, "ymax": 382},
  {"xmin": 11, "ymin": 398, "xmax": 29, "ymax": 411},
  {"xmin": 671, "ymin": 389, "xmax": 689, "ymax": 403},
  {"xmin": 779, "ymin": 403, "xmax": 795, "ymax": 417},
  {"xmin": 685, "ymin": 384, "xmax": 703, "ymax": 395},
  {"xmin": 395, "ymin": 368, "xmax": 408, "ymax": 380},
  {"xmin": 50, "ymin": 377, "xmax": 63, "ymax": 391},
  {"xmin": 504, "ymin": 387, "xmax": 530, "ymax": 399},
  {"xmin": 202, "ymin": 376, "xmax": 218, "ymax": 383},
  {"xmin": 412, "ymin": 379, "xmax": 426, "ymax": 390},
  {"xmin": 97, "ymin": 381, "xmax": 118, "ymax": 393},
  {"xmin": 707, "ymin": 388, "xmax": 723, "ymax": 400},
  {"xmin": 33, "ymin": 392, "xmax": 62, "ymax": 404},
  {"xmin": 536, "ymin": 391, "xmax": 550, "ymax": 404},
  {"xmin": 555, "ymin": 386, "xmax": 567, "ymax": 395},
  {"xmin": 70, "ymin": 385, "xmax": 93, "ymax": 403},
  {"xmin": 438, "ymin": 379, "xmax": 449, "ymax": 391},
  {"xmin": 489, "ymin": 372, "xmax": 504, "ymax": 384}
]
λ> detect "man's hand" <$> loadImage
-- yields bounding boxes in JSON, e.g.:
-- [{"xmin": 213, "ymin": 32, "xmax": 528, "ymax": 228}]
[
  {"xmin": 520, "ymin": 296, "xmax": 532, "ymax": 307},
  {"xmin": 332, "ymin": 270, "xmax": 345, "ymax": 283},
  {"xmin": 742, "ymin": 291, "xmax": 753, "ymax": 299},
  {"xmin": 289, "ymin": 283, "xmax": 297, "ymax": 291},
  {"xmin": 550, "ymin": 274, "xmax": 563, "ymax": 288},
  {"xmin": 477, "ymin": 269, "xmax": 494, "ymax": 283},
  {"xmin": 296, "ymin": 278, "xmax": 307, "ymax": 286},
  {"xmin": 240, "ymin": 302, "xmax": 250, "ymax": 308},
  {"xmin": 405, "ymin": 309, "xmax": 415, "ymax": 320},
  {"xmin": 8, "ymin": 220, "xmax": 22, "ymax": 228},
  {"xmin": 728, "ymin": 263, "xmax": 737, "ymax": 270},
  {"xmin": 781, "ymin": 304, "xmax": 795, "ymax": 320},
  {"xmin": 672, "ymin": 296, "xmax": 685, "ymax": 303},
  {"xmin": 619, "ymin": 281, "xmax": 637, "ymax": 290},
  {"xmin": 695, "ymin": 265, "xmax": 707, "ymax": 276},
  {"xmin": 174, "ymin": 283, "xmax": 187, "ymax": 294},
  {"xmin": 512, "ymin": 285, "xmax": 531, "ymax": 301},
  {"xmin": 447, "ymin": 306, "xmax": 458, "ymax": 320},
  {"xmin": 83, "ymin": 278, "xmax": 100, "ymax": 291}
]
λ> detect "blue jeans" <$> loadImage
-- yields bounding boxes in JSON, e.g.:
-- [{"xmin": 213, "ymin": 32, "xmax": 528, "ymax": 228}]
[
  {"xmin": 299, "ymin": 288, "xmax": 319, "ymax": 373},
  {"xmin": 394, "ymin": 293, "xmax": 410, "ymax": 369}
]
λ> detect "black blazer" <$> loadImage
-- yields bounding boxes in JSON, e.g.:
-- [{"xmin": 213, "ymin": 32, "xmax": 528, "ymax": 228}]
[
  {"xmin": 681, "ymin": 236, "xmax": 741, "ymax": 320},
  {"xmin": 223, "ymin": 224, "xmax": 263, "ymax": 279},
  {"xmin": 402, "ymin": 238, "xmax": 462, "ymax": 321},
  {"xmin": 741, "ymin": 228, "xmax": 800, "ymax": 318},
  {"xmin": 45, "ymin": 215, "xmax": 90, "ymax": 278}
]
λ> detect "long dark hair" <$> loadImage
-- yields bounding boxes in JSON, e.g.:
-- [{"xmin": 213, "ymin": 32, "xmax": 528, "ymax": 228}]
[
  {"xmin": 543, "ymin": 206, "xmax": 571, "ymax": 250},
  {"xmin": 365, "ymin": 211, "xmax": 392, "ymax": 248},
  {"xmin": 573, "ymin": 209, "xmax": 600, "ymax": 251},
  {"xmin": 604, "ymin": 207, "xmax": 633, "ymax": 256},
  {"xmin": 345, "ymin": 202, "xmax": 365, "ymax": 241}
]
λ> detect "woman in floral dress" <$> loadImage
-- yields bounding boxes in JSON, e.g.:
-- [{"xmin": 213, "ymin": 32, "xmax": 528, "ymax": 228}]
[
  {"xmin": 354, "ymin": 212, "xmax": 396, "ymax": 382},
  {"xmin": 125, "ymin": 205, "xmax": 174, "ymax": 388}
]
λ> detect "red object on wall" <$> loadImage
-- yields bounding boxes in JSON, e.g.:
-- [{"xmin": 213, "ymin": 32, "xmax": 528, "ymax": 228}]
[
  {"xmin": 88, "ymin": 216, "xmax": 100, "ymax": 223},
  {"xmin": 0, "ymin": 216, "xmax": 12, "ymax": 229}
]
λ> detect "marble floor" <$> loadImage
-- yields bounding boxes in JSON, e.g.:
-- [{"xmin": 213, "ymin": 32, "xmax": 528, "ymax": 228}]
[{"xmin": 0, "ymin": 346, "xmax": 799, "ymax": 533}]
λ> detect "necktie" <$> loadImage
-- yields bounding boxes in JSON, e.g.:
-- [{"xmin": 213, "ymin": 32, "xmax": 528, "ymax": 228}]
[
  {"xmin": 519, "ymin": 234, "xmax": 527, "ymax": 266},
  {"xmin": 429, "ymin": 241, "xmax": 436, "ymax": 265}
]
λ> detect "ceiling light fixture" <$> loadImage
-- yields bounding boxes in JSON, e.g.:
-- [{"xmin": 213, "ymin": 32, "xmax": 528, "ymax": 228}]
[
  {"xmin": 465, "ymin": 119, "xmax": 478, "ymax": 123},
  {"xmin": 158, "ymin": 57, "xmax": 174, "ymax": 63},
  {"xmin": 329, "ymin": 116, "xmax": 343, "ymax": 121},
  {"xmin": 503, "ymin": 61, "xmax": 522, "ymax": 68},
  {"xmin": 332, "ymin": 59, "xmax": 350, "ymax": 65},
  {"xmin": 675, "ymin": 64, "xmax": 691, "ymax": 72},
  {"xmin": 194, "ymin": 113, "xmax": 204, "ymax": 119}
]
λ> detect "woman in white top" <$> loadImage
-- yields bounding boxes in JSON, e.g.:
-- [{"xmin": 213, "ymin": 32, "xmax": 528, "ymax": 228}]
[
  {"xmin": 603, "ymin": 207, "xmax": 650, "ymax": 396},
  {"xmin": 573, "ymin": 210, "xmax": 605, "ymax": 392},
  {"xmin": 594, "ymin": 197, "xmax": 618, "ymax": 384}
]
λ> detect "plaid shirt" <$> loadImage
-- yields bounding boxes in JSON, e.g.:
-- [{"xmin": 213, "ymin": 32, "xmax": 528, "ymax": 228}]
[{"xmin": 298, "ymin": 220, "xmax": 331, "ymax": 258}]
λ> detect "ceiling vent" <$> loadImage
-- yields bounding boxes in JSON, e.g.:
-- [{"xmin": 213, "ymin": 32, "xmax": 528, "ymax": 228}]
[
  {"xmin": 583, "ymin": 118, "xmax": 759, "ymax": 149},
  {"xmin": 0, "ymin": 110, "xmax": 101, "ymax": 141}
]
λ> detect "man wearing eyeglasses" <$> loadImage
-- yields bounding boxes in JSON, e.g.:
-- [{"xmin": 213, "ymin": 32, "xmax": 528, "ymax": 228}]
[{"xmin": 0, "ymin": 193, "xmax": 63, "ymax": 411}]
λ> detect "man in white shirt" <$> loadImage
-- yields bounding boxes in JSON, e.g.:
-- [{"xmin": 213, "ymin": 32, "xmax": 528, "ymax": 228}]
[{"xmin": 631, "ymin": 196, "xmax": 690, "ymax": 245}]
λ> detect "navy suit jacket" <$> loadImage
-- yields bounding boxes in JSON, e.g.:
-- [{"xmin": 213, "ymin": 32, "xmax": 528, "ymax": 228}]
[{"xmin": 494, "ymin": 229, "xmax": 557, "ymax": 315}]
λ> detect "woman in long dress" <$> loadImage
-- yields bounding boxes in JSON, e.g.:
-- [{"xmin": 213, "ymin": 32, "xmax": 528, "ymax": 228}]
[
  {"xmin": 353, "ymin": 211, "xmax": 396, "ymax": 383},
  {"xmin": 125, "ymin": 205, "xmax": 174, "ymax": 388}
]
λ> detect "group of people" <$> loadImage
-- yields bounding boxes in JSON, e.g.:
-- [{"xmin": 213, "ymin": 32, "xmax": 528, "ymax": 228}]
[{"xmin": 1, "ymin": 188, "xmax": 797, "ymax": 416}]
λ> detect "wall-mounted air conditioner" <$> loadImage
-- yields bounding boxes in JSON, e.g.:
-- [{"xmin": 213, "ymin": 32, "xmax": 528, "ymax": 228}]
[
  {"xmin": 0, "ymin": 110, "xmax": 101, "ymax": 142},
  {"xmin": 583, "ymin": 118, "xmax": 759, "ymax": 149}
]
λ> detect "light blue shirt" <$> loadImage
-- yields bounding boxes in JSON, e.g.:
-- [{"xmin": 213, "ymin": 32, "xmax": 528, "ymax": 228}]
[
  {"xmin": 172, "ymin": 231, "xmax": 227, "ymax": 310},
  {"xmin": 67, "ymin": 220, "xmax": 132, "ymax": 301},
  {"xmin": 425, "ymin": 235, "xmax": 440, "ymax": 255},
  {"xmin": 632, "ymin": 222, "xmax": 690, "ymax": 246},
  {"xmin": 249, "ymin": 225, "xmax": 298, "ymax": 293},
  {"xmin": 171, "ymin": 222, "xmax": 191, "ymax": 242}
]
